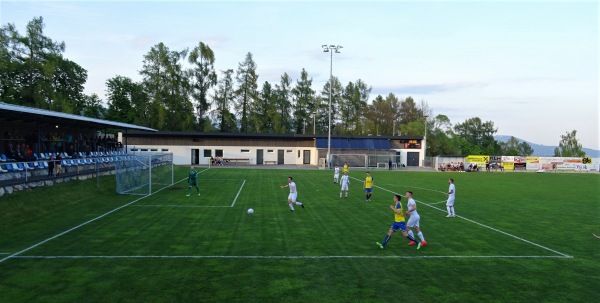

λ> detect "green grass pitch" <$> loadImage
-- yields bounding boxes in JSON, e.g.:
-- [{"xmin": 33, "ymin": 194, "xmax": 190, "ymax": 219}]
[{"xmin": 0, "ymin": 167, "xmax": 598, "ymax": 302}]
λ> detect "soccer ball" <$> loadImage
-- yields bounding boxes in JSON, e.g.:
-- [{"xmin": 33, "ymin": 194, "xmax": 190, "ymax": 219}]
[{"xmin": 247, "ymin": 208, "xmax": 254, "ymax": 214}]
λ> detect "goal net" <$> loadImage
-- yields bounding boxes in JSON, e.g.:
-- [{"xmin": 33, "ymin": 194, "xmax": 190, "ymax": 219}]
[
  {"xmin": 115, "ymin": 153, "xmax": 174, "ymax": 195},
  {"xmin": 331, "ymin": 153, "xmax": 398, "ymax": 169}
]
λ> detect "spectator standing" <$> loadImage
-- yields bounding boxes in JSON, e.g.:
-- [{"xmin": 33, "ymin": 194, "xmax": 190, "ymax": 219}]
[{"xmin": 48, "ymin": 156, "xmax": 55, "ymax": 176}]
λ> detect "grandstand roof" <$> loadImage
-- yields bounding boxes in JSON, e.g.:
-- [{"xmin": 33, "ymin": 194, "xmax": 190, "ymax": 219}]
[{"xmin": 0, "ymin": 102, "xmax": 156, "ymax": 132}]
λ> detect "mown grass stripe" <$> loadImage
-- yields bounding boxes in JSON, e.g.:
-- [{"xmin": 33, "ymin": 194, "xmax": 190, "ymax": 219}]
[
  {"xmin": 14, "ymin": 255, "xmax": 572, "ymax": 259},
  {"xmin": 350, "ymin": 176, "xmax": 572, "ymax": 258}
]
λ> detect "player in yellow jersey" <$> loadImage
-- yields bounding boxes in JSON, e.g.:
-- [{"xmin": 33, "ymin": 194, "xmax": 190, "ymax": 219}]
[
  {"xmin": 376, "ymin": 194, "xmax": 421, "ymax": 249},
  {"xmin": 363, "ymin": 172, "xmax": 374, "ymax": 202},
  {"xmin": 343, "ymin": 162, "xmax": 349, "ymax": 174}
]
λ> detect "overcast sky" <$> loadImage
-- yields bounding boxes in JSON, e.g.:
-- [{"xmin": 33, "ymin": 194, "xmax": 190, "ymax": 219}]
[{"xmin": 2, "ymin": 0, "xmax": 598, "ymax": 149}]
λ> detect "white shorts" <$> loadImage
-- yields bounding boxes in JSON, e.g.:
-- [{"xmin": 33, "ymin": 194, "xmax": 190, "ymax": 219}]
[
  {"xmin": 288, "ymin": 193, "xmax": 297, "ymax": 202},
  {"xmin": 446, "ymin": 197, "xmax": 455, "ymax": 207},
  {"xmin": 334, "ymin": 173, "xmax": 339, "ymax": 179},
  {"xmin": 407, "ymin": 215, "xmax": 420, "ymax": 228},
  {"xmin": 341, "ymin": 184, "xmax": 349, "ymax": 191}
]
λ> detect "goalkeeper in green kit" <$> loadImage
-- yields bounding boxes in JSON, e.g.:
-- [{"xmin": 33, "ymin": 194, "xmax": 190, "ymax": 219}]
[{"xmin": 187, "ymin": 166, "xmax": 200, "ymax": 197}]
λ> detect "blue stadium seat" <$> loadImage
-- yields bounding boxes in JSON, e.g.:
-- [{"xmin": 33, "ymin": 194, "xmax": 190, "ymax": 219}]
[
  {"xmin": 0, "ymin": 164, "xmax": 7, "ymax": 173},
  {"xmin": 0, "ymin": 154, "xmax": 10, "ymax": 162}
]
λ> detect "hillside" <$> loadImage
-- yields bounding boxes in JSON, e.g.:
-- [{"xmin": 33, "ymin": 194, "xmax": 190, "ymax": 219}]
[{"xmin": 494, "ymin": 135, "xmax": 599, "ymax": 157}]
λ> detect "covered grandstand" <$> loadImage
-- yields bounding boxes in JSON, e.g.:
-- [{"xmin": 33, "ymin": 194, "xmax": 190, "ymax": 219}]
[{"xmin": 0, "ymin": 102, "xmax": 156, "ymax": 189}]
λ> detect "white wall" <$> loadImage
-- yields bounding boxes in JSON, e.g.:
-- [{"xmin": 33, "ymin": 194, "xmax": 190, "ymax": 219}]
[{"xmin": 126, "ymin": 144, "xmax": 318, "ymax": 166}]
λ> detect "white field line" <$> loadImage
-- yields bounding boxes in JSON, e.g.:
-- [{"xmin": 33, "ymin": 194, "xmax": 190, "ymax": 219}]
[
  {"xmin": 0, "ymin": 168, "xmax": 208, "ymax": 264},
  {"xmin": 13, "ymin": 255, "xmax": 571, "ymax": 260},
  {"xmin": 429, "ymin": 200, "xmax": 448, "ymax": 205},
  {"xmin": 131, "ymin": 205, "xmax": 230, "ymax": 208},
  {"xmin": 231, "ymin": 180, "xmax": 246, "ymax": 208},
  {"xmin": 350, "ymin": 177, "xmax": 572, "ymax": 258}
]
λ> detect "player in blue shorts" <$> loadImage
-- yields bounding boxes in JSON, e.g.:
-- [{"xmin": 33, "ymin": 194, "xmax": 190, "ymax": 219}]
[{"xmin": 376, "ymin": 194, "xmax": 421, "ymax": 249}]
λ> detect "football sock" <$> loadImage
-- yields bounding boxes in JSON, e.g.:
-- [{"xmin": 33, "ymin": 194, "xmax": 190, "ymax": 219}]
[
  {"xmin": 450, "ymin": 207, "xmax": 455, "ymax": 215},
  {"xmin": 382, "ymin": 235, "xmax": 391, "ymax": 246},
  {"xmin": 418, "ymin": 232, "xmax": 425, "ymax": 242},
  {"xmin": 406, "ymin": 234, "xmax": 418, "ymax": 243},
  {"xmin": 289, "ymin": 204, "xmax": 294, "ymax": 211},
  {"xmin": 345, "ymin": 193, "xmax": 348, "ymax": 197},
  {"xmin": 446, "ymin": 206, "xmax": 451, "ymax": 215},
  {"xmin": 408, "ymin": 230, "xmax": 414, "ymax": 239},
  {"xmin": 295, "ymin": 201, "xmax": 303, "ymax": 206},
  {"xmin": 340, "ymin": 193, "xmax": 342, "ymax": 197}
]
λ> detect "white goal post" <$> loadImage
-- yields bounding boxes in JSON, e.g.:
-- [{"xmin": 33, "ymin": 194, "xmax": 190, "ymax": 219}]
[
  {"xmin": 115, "ymin": 152, "xmax": 174, "ymax": 195},
  {"xmin": 330, "ymin": 153, "xmax": 399, "ymax": 169}
]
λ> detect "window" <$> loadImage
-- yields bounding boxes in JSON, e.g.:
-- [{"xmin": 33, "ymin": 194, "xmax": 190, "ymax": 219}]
[
  {"xmin": 161, "ymin": 149, "xmax": 169, "ymax": 152},
  {"xmin": 130, "ymin": 148, "xmax": 138, "ymax": 152},
  {"xmin": 215, "ymin": 149, "xmax": 223, "ymax": 157},
  {"xmin": 203, "ymin": 149, "xmax": 212, "ymax": 157},
  {"xmin": 241, "ymin": 149, "xmax": 250, "ymax": 153},
  {"xmin": 287, "ymin": 150, "xmax": 292, "ymax": 153},
  {"xmin": 150, "ymin": 148, "xmax": 158, "ymax": 151},
  {"xmin": 267, "ymin": 150, "xmax": 274, "ymax": 153},
  {"xmin": 140, "ymin": 149, "xmax": 148, "ymax": 152},
  {"xmin": 298, "ymin": 150, "xmax": 300, "ymax": 158}
]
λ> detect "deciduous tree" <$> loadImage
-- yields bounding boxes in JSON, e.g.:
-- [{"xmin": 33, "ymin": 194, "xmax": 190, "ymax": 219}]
[{"xmin": 554, "ymin": 130, "xmax": 585, "ymax": 157}]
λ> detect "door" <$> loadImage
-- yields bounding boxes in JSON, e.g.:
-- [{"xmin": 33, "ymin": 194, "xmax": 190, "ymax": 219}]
[
  {"xmin": 256, "ymin": 149, "xmax": 263, "ymax": 165},
  {"xmin": 303, "ymin": 150, "xmax": 311, "ymax": 164},
  {"xmin": 395, "ymin": 151, "xmax": 401, "ymax": 167},
  {"xmin": 277, "ymin": 150, "xmax": 284, "ymax": 165},
  {"xmin": 407, "ymin": 152, "xmax": 419, "ymax": 166},
  {"xmin": 191, "ymin": 149, "xmax": 200, "ymax": 165}
]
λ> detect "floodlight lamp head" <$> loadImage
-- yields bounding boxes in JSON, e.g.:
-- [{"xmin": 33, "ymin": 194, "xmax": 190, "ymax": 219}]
[{"xmin": 329, "ymin": 44, "xmax": 335, "ymax": 48}]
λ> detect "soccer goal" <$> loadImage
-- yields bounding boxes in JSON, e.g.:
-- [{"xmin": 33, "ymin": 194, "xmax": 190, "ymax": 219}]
[
  {"xmin": 115, "ymin": 152, "xmax": 174, "ymax": 195},
  {"xmin": 331, "ymin": 154, "xmax": 368, "ymax": 168},
  {"xmin": 331, "ymin": 153, "xmax": 398, "ymax": 169}
]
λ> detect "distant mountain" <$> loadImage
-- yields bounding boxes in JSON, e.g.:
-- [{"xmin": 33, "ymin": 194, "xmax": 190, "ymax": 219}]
[{"xmin": 494, "ymin": 135, "xmax": 600, "ymax": 157}]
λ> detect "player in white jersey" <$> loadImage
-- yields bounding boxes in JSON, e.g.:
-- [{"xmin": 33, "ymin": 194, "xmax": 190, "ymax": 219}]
[
  {"xmin": 280, "ymin": 176, "xmax": 305, "ymax": 212},
  {"xmin": 333, "ymin": 165, "xmax": 340, "ymax": 184},
  {"xmin": 446, "ymin": 178, "xmax": 456, "ymax": 217},
  {"xmin": 405, "ymin": 191, "xmax": 426, "ymax": 247},
  {"xmin": 339, "ymin": 172, "xmax": 350, "ymax": 199}
]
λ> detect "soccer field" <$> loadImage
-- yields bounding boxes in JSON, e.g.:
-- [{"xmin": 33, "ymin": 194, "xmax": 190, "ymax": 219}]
[{"xmin": 0, "ymin": 167, "xmax": 598, "ymax": 302}]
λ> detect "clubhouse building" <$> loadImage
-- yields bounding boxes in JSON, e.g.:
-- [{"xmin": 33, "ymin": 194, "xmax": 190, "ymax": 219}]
[{"xmin": 120, "ymin": 131, "xmax": 427, "ymax": 168}]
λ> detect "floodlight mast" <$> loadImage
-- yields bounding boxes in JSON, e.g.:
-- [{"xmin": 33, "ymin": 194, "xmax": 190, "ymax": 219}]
[{"xmin": 321, "ymin": 44, "xmax": 342, "ymax": 168}]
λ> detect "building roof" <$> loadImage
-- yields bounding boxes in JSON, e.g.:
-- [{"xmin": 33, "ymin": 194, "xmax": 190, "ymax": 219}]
[
  {"xmin": 124, "ymin": 130, "xmax": 423, "ymax": 141},
  {"xmin": 0, "ymin": 102, "xmax": 157, "ymax": 132}
]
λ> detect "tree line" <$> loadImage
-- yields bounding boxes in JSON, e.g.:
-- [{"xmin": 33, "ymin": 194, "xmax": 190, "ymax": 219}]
[{"xmin": 1, "ymin": 17, "xmax": 587, "ymax": 157}]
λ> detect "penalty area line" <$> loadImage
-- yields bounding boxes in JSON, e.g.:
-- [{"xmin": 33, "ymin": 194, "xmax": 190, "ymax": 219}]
[
  {"xmin": 352, "ymin": 177, "xmax": 573, "ymax": 258},
  {"xmin": 231, "ymin": 180, "xmax": 246, "ymax": 207},
  {"xmin": 13, "ymin": 255, "xmax": 572, "ymax": 260},
  {"xmin": 0, "ymin": 170, "xmax": 199, "ymax": 265},
  {"xmin": 130, "ymin": 205, "xmax": 230, "ymax": 208}
]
